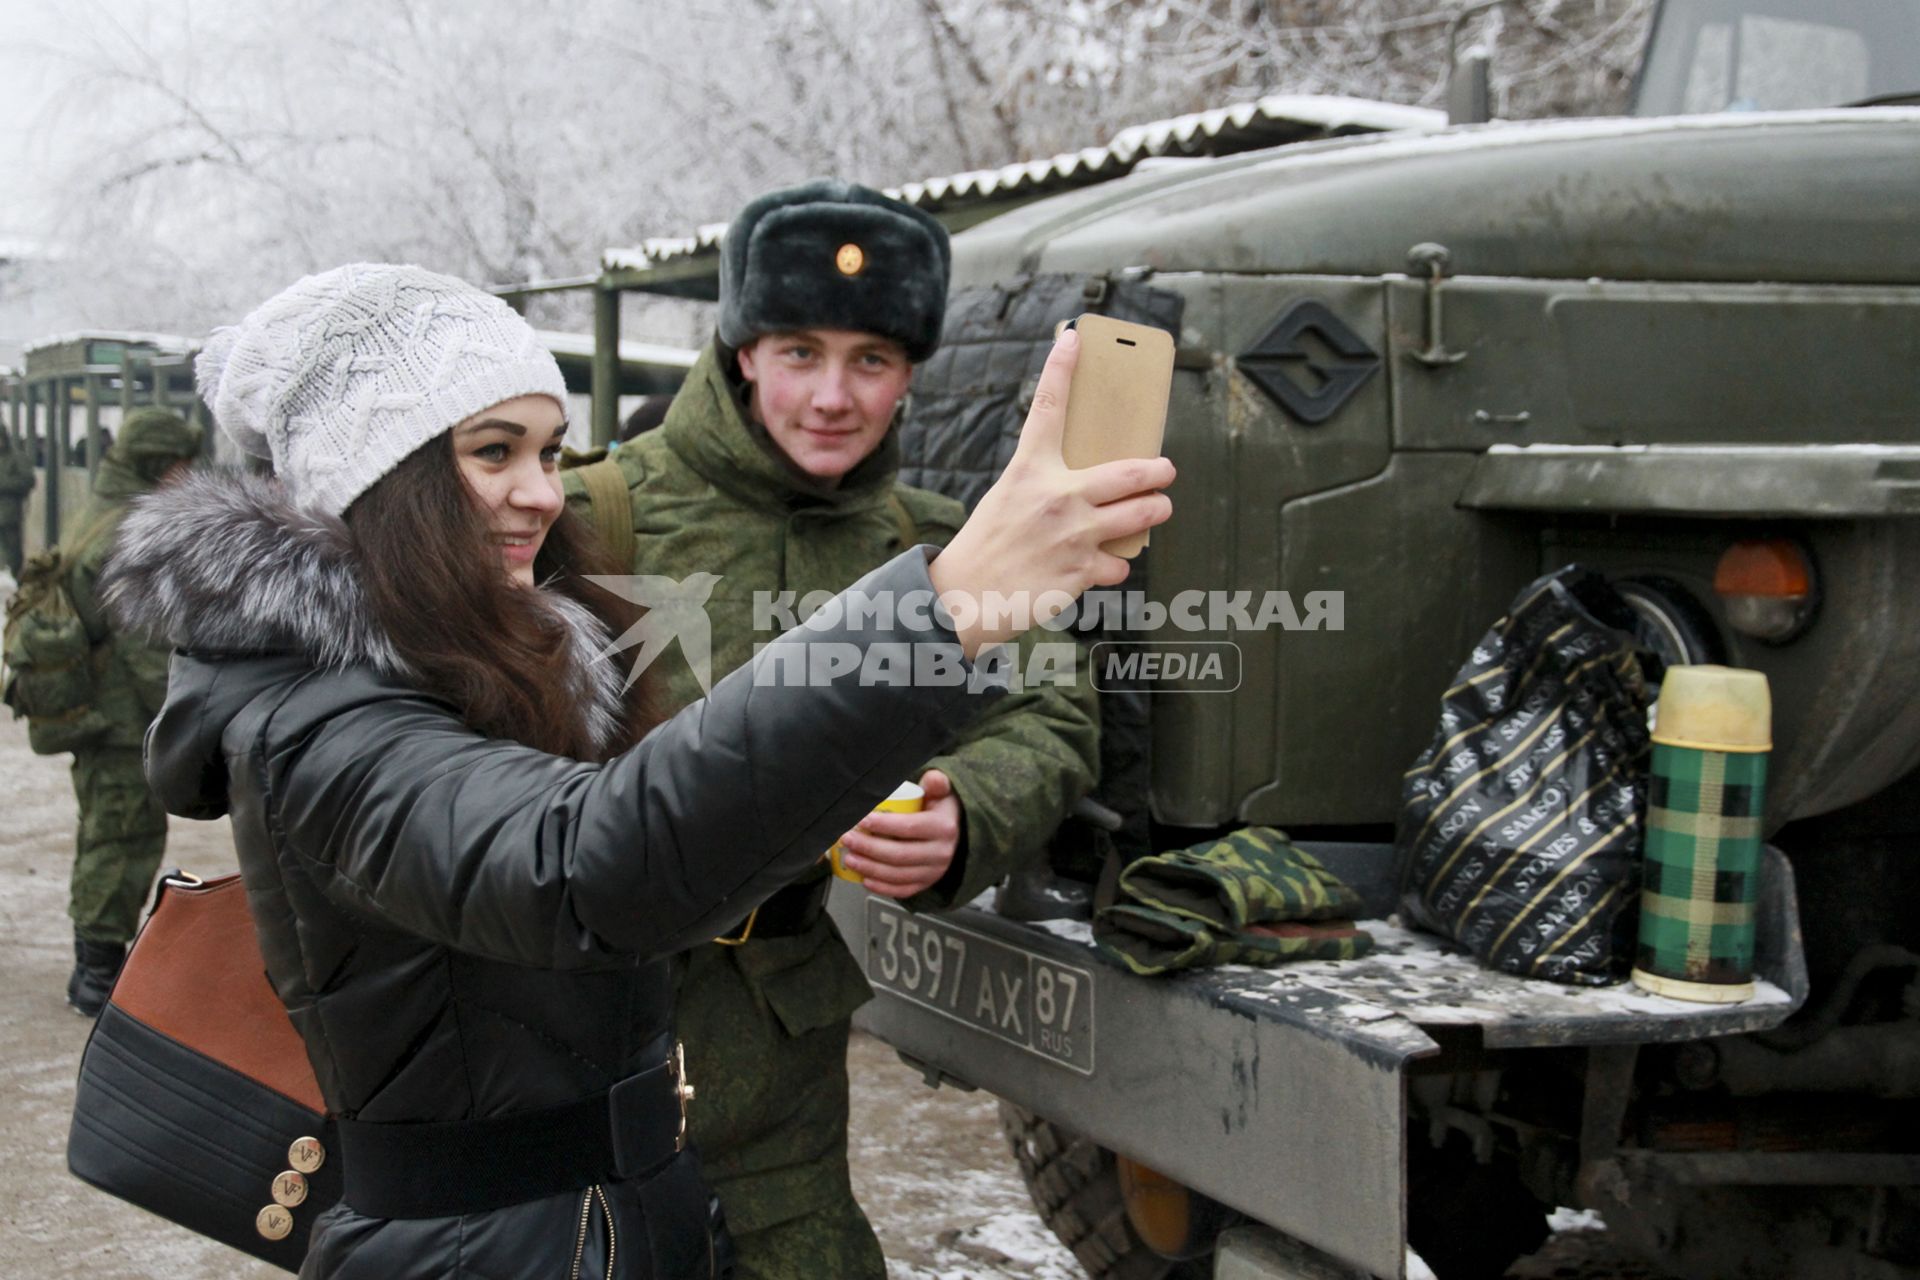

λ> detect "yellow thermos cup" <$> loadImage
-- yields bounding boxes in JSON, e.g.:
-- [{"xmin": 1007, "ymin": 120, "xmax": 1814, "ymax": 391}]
[{"xmin": 829, "ymin": 781, "xmax": 926, "ymax": 884}]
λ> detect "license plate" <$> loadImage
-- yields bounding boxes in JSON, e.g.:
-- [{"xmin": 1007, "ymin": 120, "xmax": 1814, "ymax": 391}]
[{"xmin": 863, "ymin": 898, "xmax": 1095, "ymax": 1075}]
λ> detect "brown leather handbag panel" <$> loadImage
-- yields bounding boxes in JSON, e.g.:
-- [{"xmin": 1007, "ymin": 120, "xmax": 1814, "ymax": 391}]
[{"xmin": 108, "ymin": 874, "xmax": 326, "ymax": 1114}]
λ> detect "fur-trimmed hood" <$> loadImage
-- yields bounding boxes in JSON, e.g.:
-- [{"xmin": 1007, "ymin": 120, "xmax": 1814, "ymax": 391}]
[{"xmin": 103, "ymin": 467, "xmax": 627, "ymax": 755}]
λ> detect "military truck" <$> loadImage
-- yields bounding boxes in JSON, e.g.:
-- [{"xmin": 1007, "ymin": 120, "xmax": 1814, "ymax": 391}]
[
  {"xmin": 3, "ymin": 332, "xmax": 201, "ymax": 549},
  {"xmin": 572, "ymin": 4, "xmax": 1920, "ymax": 1275},
  {"xmin": 835, "ymin": 5, "xmax": 1920, "ymax": 1279}
]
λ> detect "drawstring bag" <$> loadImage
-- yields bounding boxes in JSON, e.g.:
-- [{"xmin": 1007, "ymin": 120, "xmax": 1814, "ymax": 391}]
[{"xmin": 1396, "ymin": 567, "xmax": 1654, "ymax": 986}]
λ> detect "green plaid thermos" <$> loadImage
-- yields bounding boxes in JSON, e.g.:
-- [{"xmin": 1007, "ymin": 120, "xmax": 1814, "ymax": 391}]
[{"xmin": 1632, "ymin": 665, "xmax": 1771, "ymax": 1004}]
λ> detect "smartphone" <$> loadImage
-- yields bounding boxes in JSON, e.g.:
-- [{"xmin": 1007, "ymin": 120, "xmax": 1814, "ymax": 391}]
[{"xmin": 1060, "ymin": 313, "xmax": 1174, "ymax": 558}]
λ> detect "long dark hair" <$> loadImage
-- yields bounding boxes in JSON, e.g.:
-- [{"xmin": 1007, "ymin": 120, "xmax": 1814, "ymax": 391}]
[{"xmin": 344, "ymin": 436, "xmax": 655, "ymax": 760}]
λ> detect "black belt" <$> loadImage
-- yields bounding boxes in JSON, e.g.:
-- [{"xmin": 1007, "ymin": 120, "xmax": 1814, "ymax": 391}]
[
  {"xmin": 713, "ymin": 880, "xmax": 827, "ymax": 945},
  {"xmin": 335, "ymin": 1039, "xmax": 691, "ymax": 1219}
]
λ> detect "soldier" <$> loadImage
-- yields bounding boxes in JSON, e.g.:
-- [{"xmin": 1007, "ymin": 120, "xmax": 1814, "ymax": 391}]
[
  {"xmin": 565, "ymin": 181, "xmax": 1101, "ymax": 1278},
  {"xmin": 0, "ymin": 428, "xmax": 35, "ymax": 575},
  {"xmin": 62, "ymin": 408, "xmax": 202, "ymax": 1014}
]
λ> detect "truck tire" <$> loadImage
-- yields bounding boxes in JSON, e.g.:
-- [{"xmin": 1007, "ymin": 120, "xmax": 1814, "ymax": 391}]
[
  {"xmin": 1406, "ymin": 1134, "xmax": 1551, "ymax": 1279},
  {"xmin": 999, "ymin": 1102, "xmax": 1213, "ymax": 1280}
]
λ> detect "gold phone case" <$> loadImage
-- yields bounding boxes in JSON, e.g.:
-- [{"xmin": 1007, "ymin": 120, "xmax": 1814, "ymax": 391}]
[{"xmin": 1060, "ymin": 313, "xmax": 1174, "ymax": 558}]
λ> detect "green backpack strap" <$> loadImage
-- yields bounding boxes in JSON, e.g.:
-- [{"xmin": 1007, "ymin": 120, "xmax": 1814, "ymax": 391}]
[
  {"xmin": 575, "ymin": 457, "xmax": 636, "ymax": 567},
  {"xmin": 886, "ymin": 492, "xmax": 918, "ymax": 550}
]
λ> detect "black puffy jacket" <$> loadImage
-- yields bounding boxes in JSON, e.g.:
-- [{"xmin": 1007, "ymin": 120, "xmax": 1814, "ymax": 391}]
[{"xmin": 104, "ymin": 472, "xmax": 997, "ymax": 1278}]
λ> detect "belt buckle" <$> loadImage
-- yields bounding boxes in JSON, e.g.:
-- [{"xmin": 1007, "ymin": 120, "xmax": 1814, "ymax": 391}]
[
  {"xmin": 712, "ymin": 905, "xmax": 758, "ymax": 947},
  {"xmin": 670, "ymin": 1041, "xmax": 694, "ymax": 1152}
]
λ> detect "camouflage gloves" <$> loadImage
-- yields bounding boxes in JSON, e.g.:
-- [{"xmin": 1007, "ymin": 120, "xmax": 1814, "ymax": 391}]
[
  {"xmin": 1095, "ymin": 907, "xmax": 1374, "ymax": 974},
  {"xmin": 1120, "ymin": 826, "xmax": 1365, "ymax": 926},
  {"xmin": 1094, "ymin": 827, "xmax": 1374, "ymax": 976}
]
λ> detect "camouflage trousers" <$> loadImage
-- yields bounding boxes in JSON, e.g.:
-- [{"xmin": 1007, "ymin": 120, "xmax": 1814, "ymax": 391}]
[
  {"xmin": 728, "ymin": 1193, "xmax": 885, "ymax": 1280},
  {"xmin": 68, "ymin": 747, "xmax": 167, "ymax": 944},
  {"xmin": 677, "ymin": 933, "xmax": 886, "ymax": 1280}
]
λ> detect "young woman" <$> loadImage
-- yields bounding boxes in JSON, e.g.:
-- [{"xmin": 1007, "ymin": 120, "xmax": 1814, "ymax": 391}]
[{"xmin": 101, "ymin": 263, "xmax": 1170, "ymax": 1279}]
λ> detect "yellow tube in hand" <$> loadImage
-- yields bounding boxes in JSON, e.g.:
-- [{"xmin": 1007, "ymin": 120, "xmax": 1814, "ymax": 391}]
[{"xmin": 829, "ymin": 781, "xmax": 926, "ymax": 884}]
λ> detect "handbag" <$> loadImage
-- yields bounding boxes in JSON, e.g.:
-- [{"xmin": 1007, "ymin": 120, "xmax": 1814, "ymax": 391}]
[{"xmin": 67, "ymin": 870, "xmax": 339, "ymax": 1273}]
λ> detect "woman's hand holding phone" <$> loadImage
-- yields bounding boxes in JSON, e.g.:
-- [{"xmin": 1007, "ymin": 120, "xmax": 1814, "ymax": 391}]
[{"xmin": 930, "ymin": 328, "xmax": 1175, "ymax": 657}]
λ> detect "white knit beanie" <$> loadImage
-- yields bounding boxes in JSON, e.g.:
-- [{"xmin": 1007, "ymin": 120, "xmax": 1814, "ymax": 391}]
[{"xmin": 196, "ymin": 263, "xmax": 569, "ymax": 516}]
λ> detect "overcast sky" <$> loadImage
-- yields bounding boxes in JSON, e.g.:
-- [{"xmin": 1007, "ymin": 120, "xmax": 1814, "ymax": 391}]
[
  {"xmin": 0, "ymin": 42, "xmax": 47, "ymax": 244},
  {"xmin": 0, "ymin": 2, "xmax": 89, "ymax": 247}
]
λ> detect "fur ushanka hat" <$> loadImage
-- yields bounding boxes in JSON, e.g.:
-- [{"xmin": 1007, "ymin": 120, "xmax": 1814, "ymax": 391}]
[{"xmin": 717, "ymin": 180, "xmax": 951, "ymax": 362}]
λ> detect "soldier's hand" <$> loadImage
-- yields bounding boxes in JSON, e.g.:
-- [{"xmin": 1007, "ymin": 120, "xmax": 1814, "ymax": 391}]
[
  {"xmin": 835, "ymin": 769, "xmax": 961, "ymax": 899},
  {"xmin": 929, "ymin": 329, "xmax": 1174, "ymax": 657}
]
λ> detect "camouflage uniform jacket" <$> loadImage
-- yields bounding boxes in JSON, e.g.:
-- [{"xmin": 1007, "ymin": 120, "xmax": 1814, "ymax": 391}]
[
  {"xmin": 0, "ymin": 438, "xmax": 33, "ymax": 523},
  {"xmin": 65, "ymin": 452, "xmax": 172, "ymax": 750},
  {"xmin": 563, "ymin": 343, "xmax": 1099, "ymax": 1229}
]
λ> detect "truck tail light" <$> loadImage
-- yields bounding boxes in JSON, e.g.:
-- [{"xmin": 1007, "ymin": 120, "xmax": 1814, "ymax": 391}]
[
  {"xmin": 1713, "ymin": 539, "xmax": 1816, "ymax": 643},
  {"xmin": 1115, "ymin": 1154, "xmax": 1241, "ymax": 1261},
  {"xmin": 1116, "ymin": 1155, "xmax": 1196, "ymax": 1258}
]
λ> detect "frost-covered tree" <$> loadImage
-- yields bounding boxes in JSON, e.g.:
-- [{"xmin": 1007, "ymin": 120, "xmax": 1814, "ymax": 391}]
[
  {"xmin": 19, "ymin": 0, "xmax": 1653, "ymax": 337},
  {"xmin": 26, "ymin": 0, "xmax": 677, "ymax": 330}
]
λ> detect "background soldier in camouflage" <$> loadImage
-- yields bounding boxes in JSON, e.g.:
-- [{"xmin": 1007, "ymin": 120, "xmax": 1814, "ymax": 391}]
[
  {"xmin": 565, "ymin": 182, "xmax": 1099, "ymax": 1279},
  {"xmin": 0, "ymin": 430, "xmax": 35, "ymax": 575},
  {"xmin": 62, "ymin": 408, "xmax": 202, "ymax": 1014}
]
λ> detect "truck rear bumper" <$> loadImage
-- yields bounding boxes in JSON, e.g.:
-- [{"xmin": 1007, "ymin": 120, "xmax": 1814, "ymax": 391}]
[{"xmin": 835, "ymin": 845, "xmax": 1807, "ymax": 1279}]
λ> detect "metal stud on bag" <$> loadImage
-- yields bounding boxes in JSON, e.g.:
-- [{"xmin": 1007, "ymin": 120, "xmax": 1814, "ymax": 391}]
[
  {"xmin": 255, "ymin": 1204, "xmax": 294, "ymax": 1241},
  {"xmin": 272, "ymin": 1170, "xmax": 309, "ymax": 1208},
  {"xmin": 288, "ymin": 1136, "xmax": 326, "ymax": 1174},
  {"xmin": 258, "ymin": 1135, "xmax": 322, "ymax": 1239}
]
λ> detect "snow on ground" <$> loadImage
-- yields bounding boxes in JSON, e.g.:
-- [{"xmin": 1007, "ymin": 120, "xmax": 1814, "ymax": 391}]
[{"xmin": 845, "ymin": 1031, "xmax": 1083, "ymax": 1278}]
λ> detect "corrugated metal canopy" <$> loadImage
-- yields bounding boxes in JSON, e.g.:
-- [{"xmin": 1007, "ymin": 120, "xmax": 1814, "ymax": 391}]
[
  {"xmin": 534, "ymin": 329, "xmax": 698, "ymax": 368},
  {"xmin": 535, "ymin": 328, "xmax": 699, "ymax": 396},
  {"xmin": 601, "ymin": 93, "xmax": 1442, "ymax": 273}
]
